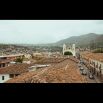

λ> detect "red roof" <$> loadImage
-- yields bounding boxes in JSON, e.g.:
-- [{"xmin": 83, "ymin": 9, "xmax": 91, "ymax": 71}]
[
  {"xmin": 6, "ymin": 58, "xmax": 87, "ymax": 83},
  {"xmin": 0, "ymin": 63, "xmax": 33, "ymax": 74},
  {"xmin": 0, "ymin": 59, "xmax": 11, "ymax": 63},
  {"xmin": 0, "ymin": 54, "xmax": 24, "ymax": 58},
  {"xmin": 81, "ymin": 51, "xmax": 103, "ymax": 62}
]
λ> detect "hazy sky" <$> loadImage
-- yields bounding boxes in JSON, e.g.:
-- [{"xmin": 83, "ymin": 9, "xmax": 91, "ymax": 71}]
[{"xmin": 0, "ymin": 20, "xmax": 103, "ymax": 44}]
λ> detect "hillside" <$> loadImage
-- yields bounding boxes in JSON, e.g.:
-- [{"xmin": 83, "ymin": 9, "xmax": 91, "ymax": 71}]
[
  {"xmin": 0, "ymin": 33, "xmax": 103, "ymax": 49},
  {"xmin": 20, "ymin": 33, "xmax": 103, "ymax": 48},
  {"xmin": 55, "ymin": 33, "xmax": 103, "ymax": 47},
  {"xmin": 95, "ymin": 35, "xmax": 103, "ymax": 47}
]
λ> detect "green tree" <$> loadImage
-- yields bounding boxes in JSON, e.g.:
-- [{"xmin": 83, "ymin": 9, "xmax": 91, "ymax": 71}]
[
  {"xmin": 93, "ymin": 48, "xmax": 103, "ymax": 53},
  {"xmin": 15, "ymin": 57, "xmax": 23, "ymax": 63},
  {"xmin": 64, "ymin": 51, "xmax": 73, "ymax": 55}
]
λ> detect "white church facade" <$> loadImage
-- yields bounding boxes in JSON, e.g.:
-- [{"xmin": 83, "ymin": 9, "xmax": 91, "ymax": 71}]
[{"xmin": 63, "ymin": 44, "xmax": 76, "ymax": 57}]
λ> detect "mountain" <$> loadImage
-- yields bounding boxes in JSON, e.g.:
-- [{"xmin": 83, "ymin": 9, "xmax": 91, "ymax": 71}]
[
  {"xmin": 2, "ymin": 33, "xmax": 102, "ymax": 49},
  {"xmin": 22, "ymin": 33, "xmax": 103, "ymax": 48},
  {"xmin": 94, "ymin": 35, "xmax": 103, "ymax": 47},
  {"xmin": 55, "ymin": 33, "xmax": 102, "ymax": 47}
]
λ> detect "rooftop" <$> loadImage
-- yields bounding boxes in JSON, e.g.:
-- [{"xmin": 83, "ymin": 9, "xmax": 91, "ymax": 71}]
[
  {"xmin": 0, "ymin": 54, "xmax": 24, "ymax": 58},
  {"xmin": 81, "ymin": 51, "xmax": 103, "ymax": 62},
  {"xmin": 6, "ymin": 58, "xmax": 87, "ymax": 83},
  {"xmin": 0, "ymin": 59, "xmax": 11, "ymax": 64},
  {"xmin": 0, "ymin": 63, "xmax": 33, "ymax": 74}
]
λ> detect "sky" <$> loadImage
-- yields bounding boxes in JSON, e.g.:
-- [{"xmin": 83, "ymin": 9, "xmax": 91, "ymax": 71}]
[{"xmin": 0, "ymin": 20, "xmax": 103, "ymax": 44}]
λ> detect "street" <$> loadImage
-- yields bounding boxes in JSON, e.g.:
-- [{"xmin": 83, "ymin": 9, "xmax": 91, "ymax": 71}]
[
  {"xmin": 78, "ymin": 61, "xmax": 101, "ymax": 83},
  {"xmin": 82, "ymin": 64, "xmax": 97, "ymax": 83}
]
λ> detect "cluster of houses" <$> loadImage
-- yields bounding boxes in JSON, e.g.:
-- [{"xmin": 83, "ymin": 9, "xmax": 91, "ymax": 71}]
[
  {"xmin": 0, "ymin": 53, "xmax": 51, "ymax": 83},
  {"xmin": 1, "ymin": 43, "xmax": 103, "ymax": 83},
  {"xmin": 0, "ymin": 54, "xmax": 25, "ymax": 83},
  {"xmin": 0, "ymin": 51, "xmax": 59, "ymax": 83},
  {"xmin": 0, "ymin": 63, "xmax": 50, "ymax": 83},
  {"xmin": 0, "ymin": 45, "xmax": 34, "ymax": 56}
]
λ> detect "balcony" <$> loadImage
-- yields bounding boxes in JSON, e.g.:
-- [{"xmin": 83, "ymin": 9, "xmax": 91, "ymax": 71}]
[
  {"xmin": 96, "ymin": 65, "xmax": 98, "ymax": 69},
  {"xmin": 99, "ymin": 65, "xmax": 102, "ymax": 70}
]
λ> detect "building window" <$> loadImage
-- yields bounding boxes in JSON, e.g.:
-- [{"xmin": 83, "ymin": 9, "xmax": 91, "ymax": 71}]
[
  {"xmin": 93, "ymin": 62, "xmax": 95, "ymax": 67},
  {"xmin": 99, "ymin": 64, "xmax": 101, "ymax": 70},
  {"xmin": 15, "ymin": 74, "xmax": 19, "ymax": 76},
  {"xmin": 0, "ymin": 64, "xmax": 1, "ymax": 68},
  {"xmin": 99, "ymin": 64, "xmax": 101, "ymax": 68},
  {"xmin": 3, "ymin": 63, "xmax": 5, "ymax": 67},
  {"xmin": 100, "ymin": 69, "xmax": 102, "ymax": 75},
  {"xmin": 9, "ymin": 74, "xmax": 14, "ymax": 78},
  {"xmin": 2, "ymin": 76, "xmax": 5, "ymax": 80},
  {"xmin": 96, "ymin": 63, "xmax": 98, "ymax": 68}
]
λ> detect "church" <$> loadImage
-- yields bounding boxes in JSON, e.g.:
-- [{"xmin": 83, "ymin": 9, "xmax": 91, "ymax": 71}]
[{"xmin": 63, "ymin": 44, "xmax": 76, "ymax": 57}]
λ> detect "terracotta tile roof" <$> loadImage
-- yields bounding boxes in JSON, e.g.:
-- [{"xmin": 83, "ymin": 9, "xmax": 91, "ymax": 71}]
[
  {"xmin": 0, "ymin": 59, "xmax": 11, "ymax": 63},
  {"xmin": 81, "ymin": 52, "xmax": 103, "ymax": 62},
  {"xmin": 0, "ymin": 54, "xmax": 24, "ymax": 58},
  {"xmin": 34, "ymin": 57, "xmax": 67, "ymax": 64},
  {"xmin": 6, "ymin": 59, "xmax": 87, "ymax": 83},
  {"xmin": 0, "ymin": 63, "xmax": 33, "ymax": 74}
]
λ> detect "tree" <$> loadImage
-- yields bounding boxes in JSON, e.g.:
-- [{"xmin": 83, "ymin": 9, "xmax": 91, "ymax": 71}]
[
  {"xmin": 64, "ymin": 51, "xmax": 73, "ymax": 55},
  {"xmin": 93, "ymin": 48, "xmax": 103, "ymax": 53},
  {"xmin": 90, "ymin": 40, "xmax": 96, "ymax": 50},
  {"xmin": 15, "ymin": 57, "xmax": 23, "ymax": 63}
]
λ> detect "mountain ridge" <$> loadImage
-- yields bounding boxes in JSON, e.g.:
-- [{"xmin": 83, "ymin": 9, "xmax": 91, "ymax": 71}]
[
  {"xmin": 54, "ymin": 33, "xmax": 103, "ymax": 47},
  {"xmin": 0, "ymin": 33, "xmax": 103, "ymax": 48}
]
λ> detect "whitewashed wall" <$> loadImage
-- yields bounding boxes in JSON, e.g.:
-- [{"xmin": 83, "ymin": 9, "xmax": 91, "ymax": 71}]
[
  {"xmin": 24, "ymin": 54, "xmax": 31, "ymax": 59},
  {"xmin": 0, "ymin": 74, "xmax": 10, "ymax": 83},
  {"xmin": 90, "ymin": 59, "xmax": 103, "ymax": 74}
]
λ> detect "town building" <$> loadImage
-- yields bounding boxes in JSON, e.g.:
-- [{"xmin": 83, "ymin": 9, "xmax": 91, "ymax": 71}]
[
  {"xmin": 63, "ymin": 44, "xmax": 76, "ymax": 57},
  {"xmin": 80, "ymin": 51, "xmax": 103, "ymax": 81},
  {"xmin": 0, "ymin": 54, "xmax": 24, "ymax": 68},
  {"xmin": 0, "ymin": 63, "xmax": 33, "ymax": 83}
]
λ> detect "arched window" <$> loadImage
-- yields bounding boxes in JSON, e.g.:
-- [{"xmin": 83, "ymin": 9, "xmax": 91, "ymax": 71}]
[
  {"xmin": 99, "ymin": 64, "xmax": 101, "ymax": 70},
  {"xmin": 96, "ymin": 62, "xmax": 98, "ymax": 68},
  {"xmin": 100, "ymin": 66, "xmax": 102, "ymax": 76}
]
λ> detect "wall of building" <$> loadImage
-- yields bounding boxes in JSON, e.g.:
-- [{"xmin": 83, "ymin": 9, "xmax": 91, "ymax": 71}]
[
  {"xmin": 24, "ymin": 54, "xmax": 31, "ymax": 59},
  {"xmin": 90, "ymin": 59, "xmax": 103, "ymax": 74},
  {"xmin": 0, "ymin": 62, "xmax": 9, "ymax": 68},
  {"xmin": 23, "ymin": 61, "xmax": 31, "ymax": 64},
  {"xmin": 0, "ymin": 74, "xmax": 10, "ymax": 83},
  {"xmin": 80, "ymin": 54, "xmax": 103, "ymax": 81}
]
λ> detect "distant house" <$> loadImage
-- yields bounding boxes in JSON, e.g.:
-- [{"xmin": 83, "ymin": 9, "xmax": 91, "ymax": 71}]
[
  {"xmin": 0, "ymin": 54, "xmax": 24, "ymax": 68},
  {"xmin": 33, "ymin": 53, "xmax": 43, "ymax": 56},
  {"xmin": 24, "ymin": 54, "xmax": 32, "ymax": 59},
  {"xmin": 23, "ymin": 61, "xmax": 31, "ymax": 64},
  {"xmin": 0, "ymin": 59, "xmax": 10, "ymax": 68}
]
